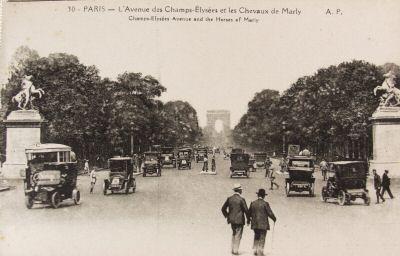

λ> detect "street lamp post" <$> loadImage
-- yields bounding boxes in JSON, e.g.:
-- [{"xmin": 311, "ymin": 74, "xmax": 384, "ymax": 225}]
[
  {"xmin": 130, "ymin": 122, "xmax": 134, "ymax": 157},
  {"xmin": 282, "ymin": 121, "xmax": 287, "ymax": 156}
]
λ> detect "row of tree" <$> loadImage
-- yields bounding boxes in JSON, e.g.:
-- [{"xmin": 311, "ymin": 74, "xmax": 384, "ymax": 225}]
[
  {"xmin": 233, "ymin": 60, "xmax": 400, "ymax": 159},
  {"xmin": 1, "ymin": 46, "xmax": 202, "ymax": 164}
]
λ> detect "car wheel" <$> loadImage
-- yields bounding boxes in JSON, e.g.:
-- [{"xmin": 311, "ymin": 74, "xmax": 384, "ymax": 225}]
[
  {"xmin": 364, "ymin": 193, "xmax": 370, "ymax": 206},
  {"xmin": 125, "ymin": 183, "xmax": 130, "ymax": 194},
  {"xmin": 103, "ymin": 182, "xmax": 108, "ymax": 195},
  {"xmin": 309, "ymin": 183, "xmax": 315, "ymax": 197},
  {"xmin": 73, "ymin": 189, "xmax": 81, "ymax": 205},
  {"xmin": 321, "ymin": 187, "xmax": 328, "ymax": 202},
  {"xmin": 25, "ymin": 195, "xmax": 33, "ymax": 209},
  {"xmin": 51, "ymin": 192, "xmax": 61, "ymax": 209},
  {"xmin": 285, "ymin": 182, "xmax": 291, "ymax": 197},
  {"xmin": 338, "ymin": 190, "xmax": 346, "ymax": 206},
  {"xmin": 132, "ymin": 180, "xmax": 136, "ymax": 193}
]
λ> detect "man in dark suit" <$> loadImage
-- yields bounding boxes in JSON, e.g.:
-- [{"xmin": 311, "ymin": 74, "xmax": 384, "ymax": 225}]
[
  {"xmin": 248, "ymin": 189, "xmax": 276, "ymax": 256},
  {"xmin": 381, "ymin": 170, "xmax": 394, "ymax": 199},
  {"xmin": 373, "ymin": 169, "xmax": 385, "ymax": 203},
  {"xmin": 221, "ymin": 183, "xmax": 249, "ymax": 255}
]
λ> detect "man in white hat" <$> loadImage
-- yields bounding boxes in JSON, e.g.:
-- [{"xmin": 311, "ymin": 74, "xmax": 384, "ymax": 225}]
[{"xmin": 221, "ymin": 183, "xmax": 250, "ymax": 255}]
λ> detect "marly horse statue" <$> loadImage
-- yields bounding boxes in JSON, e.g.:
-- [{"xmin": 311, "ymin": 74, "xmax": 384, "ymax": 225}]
[
  {"xmin": 373, "ymin": 71, "xmax": 400, "ymax": 107},
  {"xmin": 12, "ymin": 75, "xmax": 45, "ymax": 110}
]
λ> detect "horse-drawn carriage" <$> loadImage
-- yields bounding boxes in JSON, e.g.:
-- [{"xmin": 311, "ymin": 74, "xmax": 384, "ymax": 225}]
[
  {"xmin": 321, "ymin": 161, "xmax": 370, "ymax": 206},
  {"xmin": 284, "ymin": 156, "xmax": 315, "ymax": 196},
  {"xmin": 23, "ymin": 144, "xmax": 80, "ymax": 209}
]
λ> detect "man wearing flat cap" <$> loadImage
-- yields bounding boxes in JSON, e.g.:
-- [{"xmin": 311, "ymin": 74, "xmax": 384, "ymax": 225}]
[
  {"xmin": 221, "ymin": 183, "xmax": 249, "ymax": 255},
  {"xmin": 248, "ymin": 189, "xmax": 276, "ymax": 256}
]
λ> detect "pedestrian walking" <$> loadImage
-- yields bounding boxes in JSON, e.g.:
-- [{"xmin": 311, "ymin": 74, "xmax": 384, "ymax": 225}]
[
  {"xmin": 211, "ymin": 155, "xmax": 216, "ymax": 172},
  {"xmin": 268, "ymin": 169, "xmax": 279, "ymax": 190},
  {"xmin": 221, "ymin": 183, "xmax": 250, "ymax": 255},
  {"xmin": 320, "ymin": 159, "xmax": 328, "ymax": 181},
  {"xmin": 202, "ymin": 155, "xmax": 208, "ymax": 172},
  {"xmin": 84, "ymin": 160, "xmax": 89, "ymax": 175},
  {"xmin": 89, "ymin": 168, "xmax": 96, "ymax": 194},
  {"xmin": 264, "ymin": 157, "xmax": 272, "ymax": 177},
  {"xmin": 248, "ymin": 189, "xmax": 277, "ymax": 256},
  {"xmin": 373, "ymin": 169, "xmax": 385, "ymax": 203},
  {"xmin": 381, "ymin": 170, "xmax": 394, "ymax": 199}
]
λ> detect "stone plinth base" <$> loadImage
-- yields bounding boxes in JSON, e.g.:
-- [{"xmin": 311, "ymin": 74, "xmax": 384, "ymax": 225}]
[
  {"xmin": 2, "ymin": 110, "xmax": 45, "ymax": 179},
  {"xmin": 369, "ymin": 107, "xmax": 400, "ymax": 177}
]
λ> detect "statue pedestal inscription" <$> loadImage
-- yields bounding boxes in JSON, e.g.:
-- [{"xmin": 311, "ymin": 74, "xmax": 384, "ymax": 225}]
[
  {"xmin": 369, "ymin": 107, "xmax": 400, "ymax": 177},
  {"xmin": 2, "ymin": 110, "xmax": 45, "ymax": 178}
]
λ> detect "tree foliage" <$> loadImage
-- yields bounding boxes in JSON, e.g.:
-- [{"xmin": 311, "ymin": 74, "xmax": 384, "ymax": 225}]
[
  {"xmin": 1, "ymin": 46, "xmax": 202, "ymax": 163},
  {"xmin": 234, "ymin": 60, "xmax": 390, "ymax": 157}
]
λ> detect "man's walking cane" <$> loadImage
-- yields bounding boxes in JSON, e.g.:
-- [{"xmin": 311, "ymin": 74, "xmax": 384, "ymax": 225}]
[{"xmin": 270, "ymin": 221, "xmax": 276, "ymax": 254}]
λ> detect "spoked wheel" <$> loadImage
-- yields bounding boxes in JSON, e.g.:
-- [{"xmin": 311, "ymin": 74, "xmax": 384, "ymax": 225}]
[
  {"xmin": 285, "ymin": 182, "xmax": 290, "ymax": 197},
  {"xmin": 132, "ymin": 180, "xmax": 136, "ymax": 193},
  {"xmin": 321, "ymin": 187, "xmax": 328, "ymax": 202},
  {"xmin": 25, "ymin": 195, "xmax": 33, "ymax": 209},
  {"xmin": 309, "ymin": 183, "xmax": 315, "ymax": 197},
  {"xmin": 72, "ymin": 189, "xmax": 81, "ymax": 205},
  {"xmin": 51, "ymin": 191, "xmax": 61, "ymax": 209},
  {"xmin": 338, "ymin": 190, "xmax": 346, "ymax": 206},
  {"xmin": 364, "ymin": 193, "xmax": 371, "ymax": 206}
]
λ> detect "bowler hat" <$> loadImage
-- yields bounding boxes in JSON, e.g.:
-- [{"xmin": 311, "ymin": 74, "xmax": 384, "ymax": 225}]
[{"xmin": 256, "ymin": 189, "xmax": 266, "ymax": 197}]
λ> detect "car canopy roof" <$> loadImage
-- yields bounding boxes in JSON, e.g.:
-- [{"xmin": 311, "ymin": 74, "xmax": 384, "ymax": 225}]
[{"xmin": 25, "ymin": 143, "xmax": 71, "ymax": 153}]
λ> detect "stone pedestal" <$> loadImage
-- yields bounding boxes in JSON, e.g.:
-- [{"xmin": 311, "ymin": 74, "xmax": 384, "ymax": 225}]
[
  {"xmin": 2, "ymin": 110, "xmax": 45, "ymax": 178},
  {"xmin": 369, "ymin": 107, "xmax": 400, "ymax": 177}
]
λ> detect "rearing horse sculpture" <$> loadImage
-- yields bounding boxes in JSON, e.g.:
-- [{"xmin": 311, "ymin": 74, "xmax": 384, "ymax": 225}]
[
  {"xmin": 12, "ymin": 75, "xmax": 45, "ymax": 110},
  {"xmin": 373, "ymin": 71, "xmax": 400, "ymax": 107}
]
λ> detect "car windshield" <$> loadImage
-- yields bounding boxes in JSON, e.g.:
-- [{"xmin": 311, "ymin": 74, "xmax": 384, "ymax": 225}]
[
  {"xmin": 290, "ymin": 160, "xmax": 313, "ymax": 167},
  {"xmin": 31, "ymin": 152, "xmax": 58, "ymax": 163},
  {"xmin": 145, "ymin": 155, "xmax": 158, "ymax": 161},
  {"xmin": 109, "ymin": 160, "xmax": 127, "ymax": 172}
]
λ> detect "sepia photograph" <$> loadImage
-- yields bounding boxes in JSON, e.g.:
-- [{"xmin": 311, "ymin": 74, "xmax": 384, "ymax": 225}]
[{"xmin": 1, "ymin": 0, "xmax": 400, "ymax": 255}]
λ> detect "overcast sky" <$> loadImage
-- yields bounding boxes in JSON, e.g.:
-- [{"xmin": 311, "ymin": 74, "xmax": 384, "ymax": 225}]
[{"xmin": 1, "ymin": 0, "xmax": 400, "ymax": 127}]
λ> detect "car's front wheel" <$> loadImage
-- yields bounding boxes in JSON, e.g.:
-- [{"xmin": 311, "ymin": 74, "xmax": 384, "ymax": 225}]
[
  {"xmin": 72, "ymin": 189, "xmax": 81, "ymax": 205},
  {"xmin": 338, "ymin": 190, "xmax": 346, "ymax": 206},
  {"xmin": 25, "ymin": 195, "xmax": 33, "ymax": 209},
  {"xmin": 51, "ymin": 192, "xmax": 61, "ymax": 209}
]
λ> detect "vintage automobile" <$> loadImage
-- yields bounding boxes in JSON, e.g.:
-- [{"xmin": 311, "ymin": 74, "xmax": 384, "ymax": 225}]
[
  {"xmin": 177, "ymin": 148, "xmax": 192, "ymax": 170},
  {"xmin": 284, "ymin": 156, "xmax": 315, "ymax": 196},
  {"xmin": 23, "ymin": 143, "xmax": 80, "ymax": 209},
  {"xmin": 248, "ymin": 154, "xmax": 256, "ymax": 172},
  {"xmin": 103, "ymin": 157, "xmax": 136, "ymax": 195},
  {"xmin": 321, "ymin": 161, "xmax": 370, "ymax": 206},
  {"xmin": 160, "ymin": 146, "xmax": 176, "ymax": 168},
  {"xmin": 142, "ymin": 151, "xmax": 162, "ymax": 177},
  {"xmin": 254, "ymin": 152, "xmax": 268, "ymax": 168},
  {"xmin": 231, "ymin": 148, "xmax": 245, "ymax": 154},
  {"xmin": 195, "ymin": 147, "xmax": 208, "ymax": 163},
  {"xmin": 230, "ymin": 153, "xmax": 250, "ymax": 178}
]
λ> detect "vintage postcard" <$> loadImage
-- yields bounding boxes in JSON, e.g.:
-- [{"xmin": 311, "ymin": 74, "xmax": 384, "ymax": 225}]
[{"xmin": 1, "ymin": 0, "xmax": 400, "ymax": 256}]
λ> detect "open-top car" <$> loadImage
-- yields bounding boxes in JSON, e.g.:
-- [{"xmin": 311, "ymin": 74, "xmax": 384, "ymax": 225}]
[
  {"xmin": 177, "ymin": 148, "xmax": 192, "ymax": 170},
  {"xmin": 195, "ymin": 147, "xmax": 208, "ymax": 163},
  {"xmin": 103, "ymin": 157, "xmax": 136, "ymax": 195},
  {"xmin": 284, "ymin": 156, "xmax": 315, "ymax": 196},
  {"xmin": 142, "ymin": 151, "xmax": 161, "ymax": 177},
  {"xmin": 230, "ymin": 153, "xmax": 250, "ymax": 178},
  {"xmin": 24, "ymin": 143, "xmax": 80, "ymax": 209},
  {"xmin": 321, "ymin": 161, "xmax": 370, "ymax": 206},
  {"xmin": 160, "ymin": 146, "xmax": 176, "ymax": 168}
]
